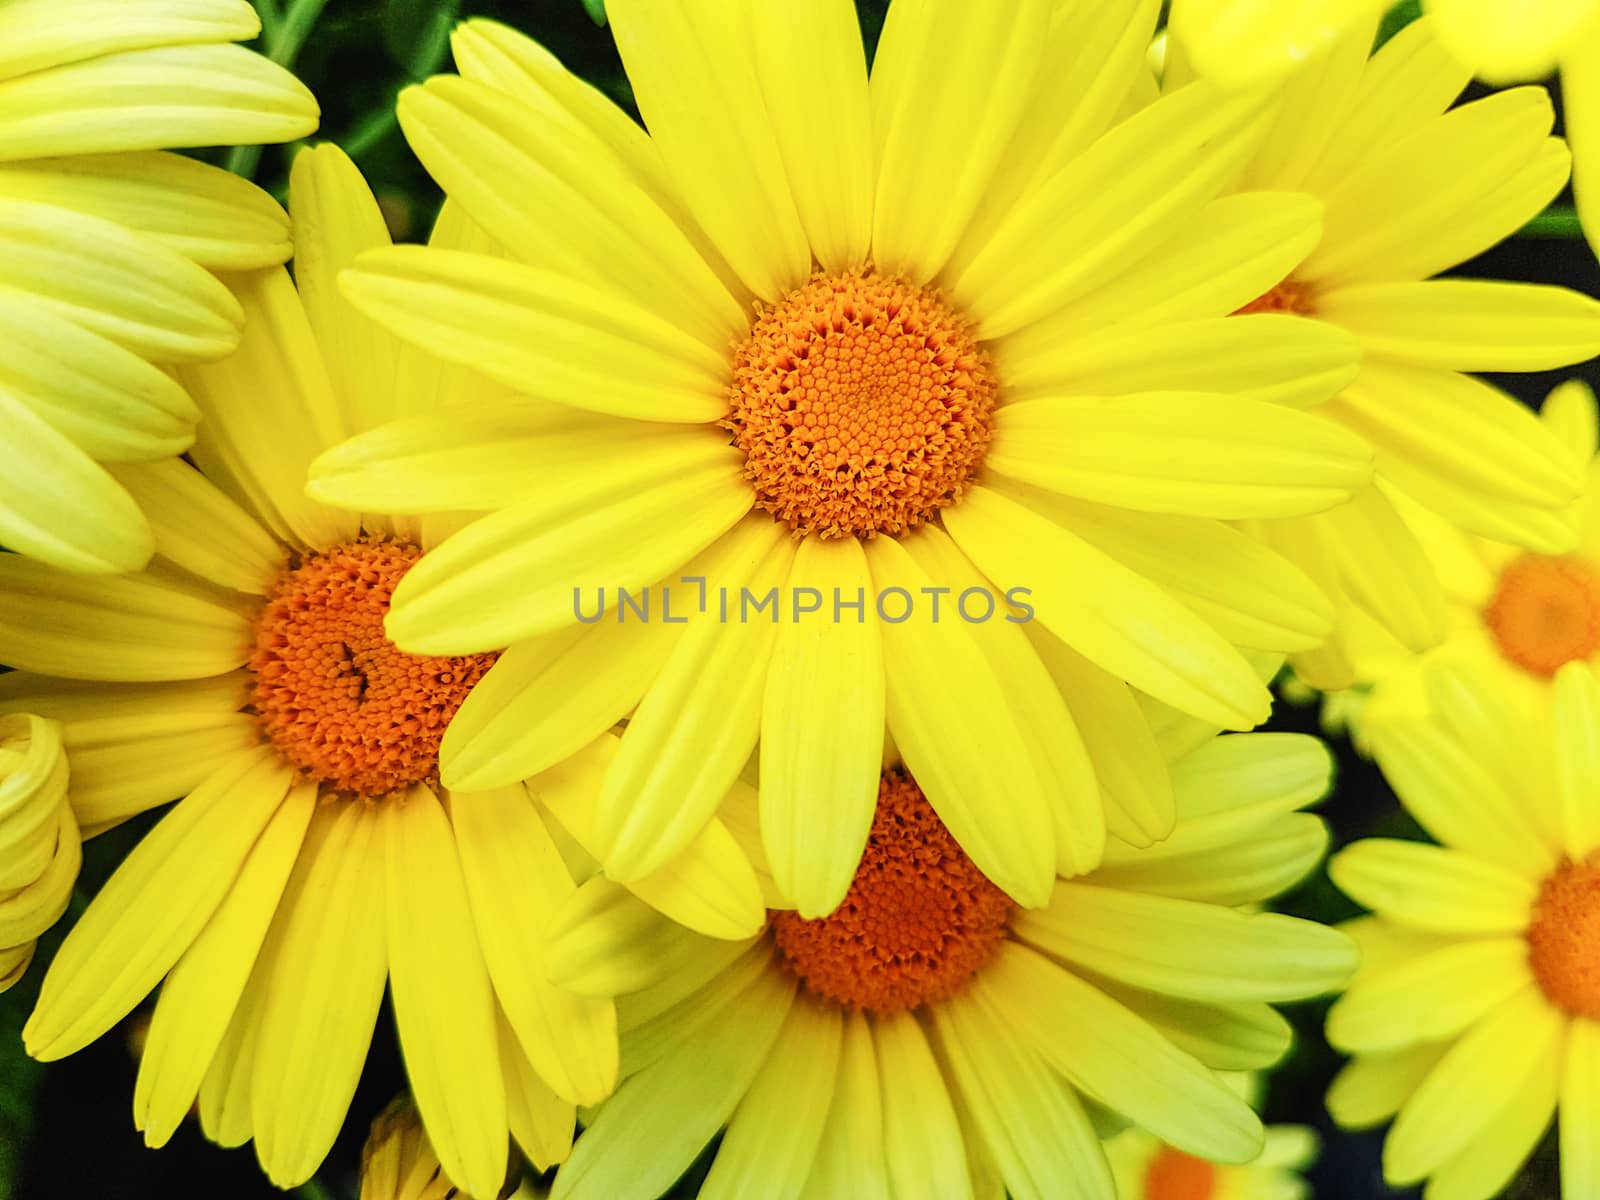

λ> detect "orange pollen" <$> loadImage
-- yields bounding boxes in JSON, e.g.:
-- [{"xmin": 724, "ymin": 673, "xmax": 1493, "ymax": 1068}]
[
  {"xmin": 1527, "ymin": 856, "xmax": 1600, "ymax": 1019},
  {"xmin": 1143, "ymin": 1147, "xmax": 1219, "ymax": 1200},
  {"xmin": 722, "ymin": 270, "xmax": 998, "ymax": 539},
  {"xmin": 769, "ymin": 770, "xmax": 1013, "ymax": 1015},
  {"xmin": 248, "ymin": 539, "xmax": 497, "ymax": 799},
  {"xmin": 1483, "ymin": 555, "xmax": 1600, "ymax": 677},
  {"xmin": 1234, "ymin": 277, "xmax": 1313, "ymax": 316}
]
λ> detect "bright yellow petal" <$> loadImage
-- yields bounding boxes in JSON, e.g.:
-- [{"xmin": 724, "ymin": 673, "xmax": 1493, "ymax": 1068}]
[
  {"xmin": 1325, "ymin": 1041, "xmax": 1451, "ymax": 1129},
  {"xmin": 942, "ymin": 485, "xmax": 1271, "ymax": 729},
  {"xmin": 0, "ymin": 0, "xmax": 259, "ymax": 78},
  {"xmin": 872, "ymin": 1011, "xmax": 973, "ymax": 1200},
  {"xmin": 498, "ymin": 1006, "xmax": 575, "ymax": 1171},
  {"xmin": 869, "ymin": 0, "xmax": 1051, "ymax": 285},
  {"xmin": 181, "ymin": 267, "xmax": 357, "ymax": 551},
  {"xmin": 1168, "ymin": 0, "xmax": 1384, "ymax": 89},
  {"xmin": 1330, "ymin": 839, "xmax": 1536, "ymax": 934},
  {"xmin": 107, "ymin": 459, "xmax": 283, "ymax": 595},
  {"xmin": 1562, "ymin": 1017, "xmax": 1600, "ymax": 1200},
  {"xmin": 543, "ymin": 876, "xmax": 700, "ymax": 996},
  {"xmin": 133, "ymin": 780, "xmax": 315, "ymax": 1148},
  {"xmin": 251, "ymin": 801, "xmax": 389, "ymax": 1190},
  {"xmin": 0, "ymin": 391, "xmax": 153, "ymax": 575},
  {"xmin": 799, "ymin": 1011, "xmax": 891, "ymax": 1200},
  {"xmin": 24, "ymin": 745, "xmax": 292, "ymax": 1059},
  {"xmin": 598, "ymin": 519, "xmax": 792, "ymax": 880},
  {"xmin": 1425, "ymin": 0, "xmax": 1599, "ymax": 81},
  {"xmin": 950, "ymin": 83, "xmax": 1270, "ymax": 338},
  {"xmin": 0, "ymin": 554, "xmax": 251, "ymax": 682},
  {"xmin": 383, "ymin": 440, "xmax": 751, "ymax": 655},
  {"xmin": 448, "ymin": 784, "xmax": 618, "ymax": 1106},
  {"xmin": 1565, "ymin": 27, "xmax": 1600, "ymax": 265},
  {"xmin": 1092, "ymin": 978, "xmax": 1293, "ymax": 1072},
  {"xmin": 1552, "ymin": 662, "xmax": 1600, "ymax": 861},
  {"xmin": 760, "ymin": 535, "xmax": 884, "ymax": 916},
  {"xmin": 383, "ymin": 787, "xmax": 508, "ymax": 1200},
  {"xmin": 1542, "ymin": 378, "xmax": 1600, "ymax": 468},
  {"xmin": 0, "ymin": 43, "xmax": 317, "ymax": 160},
  {"xmin": 439, "ymin": 618, "xmax": 671, "ymax": 792},
  {"xmin": 0, "ymin": 151, "xmax": 290, "ymax": 271},
  {"xmin": 1093, "ymin": 812, "xmax": 1328, "ymax": 907}
]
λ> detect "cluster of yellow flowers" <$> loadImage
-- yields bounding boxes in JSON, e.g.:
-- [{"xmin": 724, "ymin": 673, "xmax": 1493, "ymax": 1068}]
[{"xmin": 0, "ymin": 1, "xmax": 1597, "ymax": 1198}]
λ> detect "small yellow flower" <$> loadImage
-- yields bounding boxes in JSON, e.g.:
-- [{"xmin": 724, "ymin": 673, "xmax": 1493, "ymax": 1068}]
[{"xmin": 1328, "ymin": 656, "xmax": 1600, "ymax": 1198}]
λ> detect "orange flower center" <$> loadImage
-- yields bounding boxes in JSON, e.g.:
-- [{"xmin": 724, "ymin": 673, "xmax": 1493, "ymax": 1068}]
[
  {"xmin": 1527, "ymin": 857, "xmax": 1600, "ymax": 1019},
  {"xmin": 1235, "ymin": 277, "xmax": 1314, "ymax": 316},
  {"xmin": 249, "ymin": 539, "xmax": 497, "ymax": 798},
  {"xmin": 1483, "ymin": 555, "xmax": 1600, "ymax": 677},
  {"xmin": 1143, "ymin": 1147, "xmax": 1219, "ymax": 1200},
  {"xmin": 769, "ymin": 770, "xmax": 1013, "ymax": 1015},
  {"xmin": 723, "ymin": 270, "xmax": 998, "ymax": 539}
]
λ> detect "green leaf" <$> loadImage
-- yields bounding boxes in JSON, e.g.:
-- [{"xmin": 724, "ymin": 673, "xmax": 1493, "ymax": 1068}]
[{"xmin": 580, "ymin": 0, "xmax": 608, "ymax": 27}]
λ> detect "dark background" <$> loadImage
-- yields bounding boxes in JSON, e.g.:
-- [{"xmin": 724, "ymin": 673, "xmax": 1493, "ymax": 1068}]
[{"xmin": 3, "ymin": 2, "xmax": 1597, "ymax": 1197}]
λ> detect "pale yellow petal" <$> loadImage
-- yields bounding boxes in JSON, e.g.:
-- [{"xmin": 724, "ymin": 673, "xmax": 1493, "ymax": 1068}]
[
  {"xmin": 383, "ymin": 788, "xmax": 508, "ymax": 1200},
  {"xmin": 870, "ymin": 0, "xmax": 1051, "ymax": 285},
  {"xmin": 251, "ymin": 801, "xmax": 389, "ymax": 1190},
  {"xmin": 1094, "ymin": 812, "xmax": 1328, "ymax": 907},
  {"xmin": 497, "ymin": 1007, "xmax": 574, "ymax": 1171},
  {"xmin": 799, "ymin": 1011, "xmax": 891, "ymax": 1200},
  {"xmin": 1326, "ymin": 1041, "xmax": 1451, "ymax": 1130},
  {"xmin": 598, "ymin": 519, "xmax": 792, "ymax": 880},
  {"xmin": 448, "ymin": 785, "xmax": 618, "ymax": 1106},
  {"xmin": 24, "ymin": 746, "xmax": 292, "ymax": 1059},
  {"xmin": 1562, "ymin": 1017, "xmax": 1600, "ymax": 1200},
  {"xmin": 0, "ymin": 556, "xmax": 250, "ymax": 682},
  {"xmin": 542, "ymin": 876, "xmax": 699, "ymax": 996},
  {"xmin": 873, "ymin": 1011, "xmax": 973, "ymax": 1200},
  {"xmin": 1554, "ymin": 662, "xmax": 1600, "ymax": 860},
  {"xmin": 383, "ymin": 441, "xmax": 752, "ymax": 655},
  {"xmin": 133, "ymin": 781, "xmax": 315, "ymax": 1148},
  {"xmin": 0, "ymin": 43, "xmax": 317, "ymax": 161},
  {"xmin": 1329, "ymin": 839, "xmax": 1536, "ymax": 934},
  {"xmin": 0, "ymin": 151, "xmax": 290, "ymax": 271},
  {"xmin": 1092, "ymin": 980, "xmax": 1294, "ymax": 1072},
  {"xmin": 942, "ymin": 486, "xmax": 1270, "ymax": 729},
  {"xmin": 0, "ymin": 0, "xmax": 259, "ymax": 79},
  {"xmin": 761, "ymin": 536, "xmax": 885, "ymax": 916}
]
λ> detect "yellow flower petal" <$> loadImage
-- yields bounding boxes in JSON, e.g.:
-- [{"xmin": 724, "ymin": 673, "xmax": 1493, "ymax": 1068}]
[
  {"xmin": 1553, "ymin": 662, "xmax": 1600, "ymax": 861},
  {"xmin": 1093, "ymin": 812, "xmax": 1328, "ymax": 907},
  {"xmin": 1542, "ymin": 378, "xmax": 1600, "ymax": 469},
  {"xmin": 0, "ymin": 555, "xmax": 250, "ymax": 682},
  {"xmin": 133, "ymin": 780, "xmax": 315, "ymax": 1148},
  {"xmin": 1330, "ymin": 839, "xmax": 1537, "ymax": 934},
  {"xmin": 761, "ymin": 535, "xmax": 884, "ymax": 916},
  {"xmin": 1562, "ymin": 1018, "xmax": 1600, "ymax": 1200},
  {"xmin": 799, "ymin": 1011, "xmax": 891, "ymax": 1200},
  {"xmin": 0, "ymin": 0, "xmax": 258, "ymax": 79},
  {"xmin": 1326, "ymin": 1041, "xmax": 1451, "ymax": 1129},
  {"xmin": 0, "ymin": 151, "xmax": 290, "ymax": 271},
  {"xmin": 383, "ymin": 787, "xmax": 508, "ymax": 1200},
  {"xmin": 1093, "ymin": 978, "xmax": 1293, "ymax": 1072},
  {"xmin": 1426, "ymin": 1035, "xmax": 1560, "ymax": 1199},
  {"xmin": 598, "ymin": 519, "xmax": 792, "ymax": 880},
  {"xmin": 872, "ymin": 1011, "xmax": 972, "ymax": 1200},
  {"xmin": 984, "ymin": 941, "xmax": 1263, "ymax": 1163},
  {"xmin": 751, "ymin": 1, "xmax": 873, "ymax": 273},
  {"xmin": 1168, "ymin": 0, "xmax": 1384, "ymax": 89},
  {"xmin": 1425, "ymin": 0, "xmax": 1599, "ymax": 82},
  {"xmin": 942, "ymin": 486, "xmax": 1270, "ymax": 729},
  {"xmin": 870, "ymin": 0, "xmax": 1052, "ymax": 286},
  {"xmin": 543, "ymin": 877, "xmax": 697, "ymax": 997},
  {"xmin": 24, "ymin": 745, "xmax": 291, "ymax": 1059},
  {"xmin": 251, "ymin": 801, "xmax": 389, "ymax": 1189},
  {"xmin": 0, "ymin": 43, "xmax": 317, "ymax": 161},
  {"xmin": 0, "ymin": 391, "xmax": 153, "ymax": 575},
  {"xmin": 1565, "ymin": 26, "xmax": 1600, "ymax": 265},
  {"xmin": 498, "ymin": 1007, "xmax": 575, "ymax": 1171},
  {"xmin": 448, "ymin": 784, "xmax": 619, "ymax": 1106}
]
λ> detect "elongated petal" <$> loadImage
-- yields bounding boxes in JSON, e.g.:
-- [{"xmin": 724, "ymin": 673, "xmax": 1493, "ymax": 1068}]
[
  {"xmin": 599, "ymin": 520, "xmax": 792, "ymax": 880},
  {"xmin": 543, "ymin": 877, "xmax": 698, "ymax": 997},
  {"xmin": 1427, "ymin": 0, "xmax": 1598, "ymax": 82},
  {"xmin": 800, "ymin": 1011, "xmax": 891, "ymax": 1200},
  {"xmin": 24, "ymin": 746, "xmax": 291, "ymax": 1058},
  {"xmin": 1554, "ymin": 662, "xmax": 1600, "ymax": 861},
  {"xmin": 988, "ymin": 394, "xmax": 1372, "ymax": 519},
  {"xmin": 1326, "ymin": 1041, "xmax": 1451, "ymax": 1130},
  {"xmin": 0, "ymin": 0, "xmax": 258, "ymax": 79},
  {"xmin": 449, "ymin": 785, "xmax": 618, "ymax": 1106},
  {"xmin": 1320, "ymin": 279, "xmax": 1600, "ymax": 371},
  {"xmin": 862, "ymin": 534, "xmax": 1056, "ymax": 908},
  {"xmin": 873, "ymin": 1011, "xmax": 972, "ymax": 1200},
  {"xmin": 251, "ymin": 802, "xmax": 388, "ymax": 1189},
  {"xmin": 384, "ymin": 788, "xmax": 507, "ymax": 1199},
  {"xmin": 760, "ymin": 535, "xmax": 884, "ymax": 915},
  {"xmin": 1330, "ymin": 839, "xmax": 1536, "ymax": 935},
  {"xmin": 1563, "ymin": 1018, "xmax": 1600, "ymax": 1200},
  {"xmin": 384, "ymin": 443, "xmax": 752, "ymax": 654},
  {"xmin": 951, "ymin": 82, "xmax": 1270, "ymax": 337},
  {"xmin": 441, "ymin": 618, "xmax": 671, "ymax": 792},
  {"xmin": 0, "ymin": 151, "xmax": 289, "ymax": 271},
  {"xmin": 0, "ymin": 43, "xmax": 317, "ymax": 161},
  {"xmin": 1168, "ymin": 0, "xmax": 1383, "ymax": 89},
  {"xmin": 983, "ymin": 942, "xmax": 1261, "ymax": 1163},
  {"xmin": 0, "ymin": 391, "xmax": 153, "ymax": 575},
  {"xmin": 498, "ymin": 1008, "xmax": 574, "ymax": 1171},
  {"xmin": 870, "ymin": 0, "xmax": 1051, "ymax": 285},
  {"xmin": 133, "ymin": 781, "xmax": 314, "ymax": 1147},
  {"xmin": 550, "ymin": 963, "xmax": 795, "ymax": 1200},
  {"xmin": 933, "ymin": 983, "xmax": 1113, "ymax": 1200},
  {"xmin": 342, "ymin": 245, "xmax": 729, "ymax": 424},
  {"xmin": 0, "ymin": 554, "xmax": 250, "ymax": 682},
  {"xmin": 1094, "ymin": 813, "xmax": 1328, "ymax": 907},
  {"xmin": 942, "ymin": 486, "xmax": 1270, "ymax": 729},
  {"xmin": 1093, "ymin": 979, "xmax": 1294, "ymax": 1072},
  {"xmin": 1014, "ymin": 882, "xmax": 1359, "ymax": 1001}
]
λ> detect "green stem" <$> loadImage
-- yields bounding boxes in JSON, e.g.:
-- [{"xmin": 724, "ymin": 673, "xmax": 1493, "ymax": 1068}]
[
  {"xmin": 1521, "ymin": 205, "xmax": 1585, "ymax": 238},
  {"xmin": 226, "ymin": 0, "xmax": 330, "ymax": 180},
  {"xmin": 255, "ymin": 0, "xmax": 283, "ymax": 41},
  {"xmin": 295, "ymin": 1179, "xmax": 334, "ymax": 1200}
]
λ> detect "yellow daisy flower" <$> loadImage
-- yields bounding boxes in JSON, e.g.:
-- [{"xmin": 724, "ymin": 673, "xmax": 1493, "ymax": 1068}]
[
  {"xmin": 0, "ymin": 0, "xmax": 318, "ymax": 574},
  {"xmin": 310, "ymin": 2, "xmax": 1375, "ymax": 916},
  {"xmin": 359, "ymin": 1093, "xmax": 544, "ymax": 1200},
  {"xmin": 0, "ymin": 714, "xmax": 80, "ymax": 992},
  {"xmin": 1327, "ymin": 656, "xmax": 1600, "ymax": 1199},
  {"xmin": 1217, "ymin": 13, "xmax": 1597, "ymax": 689},
  {"xmin": 1105, "ymin": 1074, "xmax": 1319, "ymax": 1200},
  {"xmin": 538, "ymin": 733, "xmax": 1356, "ymax": 1200},
  {"xmin": 1341, "ymin": 380, "xmax": 1600, "ymax": 729},
  {"xmin": 0, "ymin": 146, "xmax": 733, "ymax": 1197}
]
